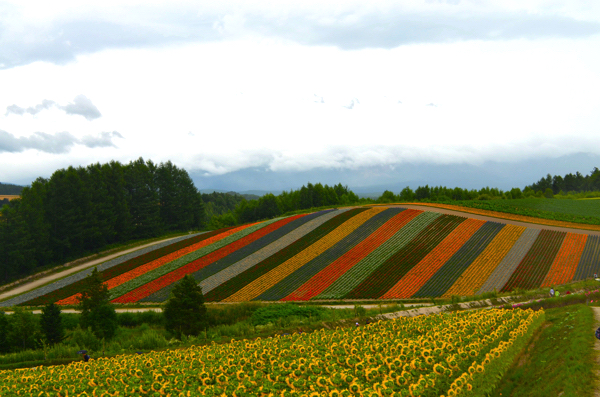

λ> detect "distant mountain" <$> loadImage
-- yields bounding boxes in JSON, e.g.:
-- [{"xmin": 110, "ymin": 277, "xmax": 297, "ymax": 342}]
[{"xmin": 199, "ymin": 189, "xmax": 278, "ymax": 199}]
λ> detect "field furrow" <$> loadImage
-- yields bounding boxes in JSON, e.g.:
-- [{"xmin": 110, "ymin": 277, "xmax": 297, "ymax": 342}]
[
  {"xmin": 381, "ymin": 218, "xmax": 484, "ymax": 299},
  {"xmin": 112, "ymin": 215, "xmax": 311, "ymax": 303},
  {"xmin": 501, "ymin": 230, "xmax": 566, "ymax": 292},
  {"xmin": 541, "ymin": 233, "xmax": 587, "ymax": 287},
  {"xmin": 282, "ymin": 209, "xmax": 422, "ymax": 301},
  {"xmin": 443, "ymin": 224, "xmax": 525, "ymax": 297},
  {"xmin": 413, "ymin": 221, "xmax": 506, "ymax": 297},
  {"xmin": 203, "ymin": 208, "xmax": 363, "ymax": 302},
  {"xmin": 139, "ymin": 212, "xmax": 326, "ymax": 302},
  {"xmin": 344, "ymin": 214, "xmax": 467, "ymax": 299},
  {"xmin": 223, "ymin": 208, "xmax": 386, "ymax": 302},
  {"xmin": 255, "ymin": 208, "xmax": 401, "ymax": 301},
  {"xmin": 316, "ymin": 211, "xmax": 442, "ymax": 300},
  {"xmin": 107, "ymin": 221, "xmax": 267, "ymax": 301},
  {"xmin": 573, "ymin": 235, "xmax": 600, "ymax": 280}
]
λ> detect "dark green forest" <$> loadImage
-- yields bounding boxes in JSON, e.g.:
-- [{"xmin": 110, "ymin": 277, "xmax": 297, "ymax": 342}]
[{"xmin": 0, "ymin": 159, "xmax": 204, "ymax": 284}]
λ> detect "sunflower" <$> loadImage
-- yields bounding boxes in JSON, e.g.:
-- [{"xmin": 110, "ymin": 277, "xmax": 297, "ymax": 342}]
[
  {"xmin": 216, "ymin": 374, "xmax": 228, "ymax": 385},
  {"xmin": 433, "ymin": 364, "xmax": 445, "ymax": 376},
  {"xmin": 349, "ymin": 382, "xmax": 361, "ymax": 394}
]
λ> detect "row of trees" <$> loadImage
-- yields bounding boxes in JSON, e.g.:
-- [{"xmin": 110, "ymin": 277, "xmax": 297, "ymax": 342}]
[
  {"xmin": 0, "ymin": 269, "xmax": 205, "ymax": 354},
  {"xmin": 375, "ymin": 167, "xmax": 600, "ymax": 203},
  {"xmin": 527, "ymin": 167, "xmax": 600, "ymax": 195},
  {"xmin": 209, "ymin": 183, "xmax": 360, "ymax": 228},
  {"xmin": 0, "ymin": 158, "xmax": 205, "ymax": 284},
  {"xmin": 376, "ymin": 185, "xmax": 527, "ymax": 203}
]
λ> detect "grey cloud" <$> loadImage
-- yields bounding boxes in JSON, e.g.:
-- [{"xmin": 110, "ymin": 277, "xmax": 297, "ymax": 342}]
[
  {"xmin": 80, "ymin": 131, "xmax": 123, "ymax": 148},
  {"xmin": 5, "ymin": 99, "xmax": 56, "ymax": 116},
  {"xmin": 426, "ymin": 103, "xmax": 437, "ymax": 107},
  {"xmin": 0, "ymin": 130, "xmax": 123, "ymax": 153},
  {"xmin": 2, "ymin": 6, "xmax": 599, "ymax": 69},
  {"xmin": 59, "ymin": 95, "xmax": 102, "ymax": 120},
  {"xmin": 5, "ymin": 96, "xmax": 101, "ymax": 120},
  {"xmin": 0, "ymin": 130, "xmax": 78, "ymax": 154},
  {"xmin": 269, "ymin": 13, "xmax": 600, "ymax": 50}
]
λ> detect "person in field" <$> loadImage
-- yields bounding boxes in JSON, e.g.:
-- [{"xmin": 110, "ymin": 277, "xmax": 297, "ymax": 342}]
[{"xmin": 550, "ymin": 287, "xmax": 555, "ymax": 297}]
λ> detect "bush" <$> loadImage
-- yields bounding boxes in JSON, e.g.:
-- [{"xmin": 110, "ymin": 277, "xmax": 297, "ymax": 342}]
[{"xmin": 68, "ymin": 326, "xmax": 101, "ymax": 351}]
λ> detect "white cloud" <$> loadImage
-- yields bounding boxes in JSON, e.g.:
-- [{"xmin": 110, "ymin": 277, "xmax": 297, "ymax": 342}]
[{"xmin": 1, "ymin": 1, "xmax": 600, "ymax": 187}]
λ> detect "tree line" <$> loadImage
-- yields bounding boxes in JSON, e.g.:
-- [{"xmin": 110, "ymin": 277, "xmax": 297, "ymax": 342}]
[
  {"xmin": 375, "ymin": 167, "xmax": 600, "ymax": 203},
  {"xmin": 0, "ymin": 183, "xmax": 23, "ymax": 195},
  {"xmin": 0, "ymin": 158, "xmax": 204, "ymax": 284},
  {"xmin": 527, "ymin": 167, "xmax": 600, "ymax": 195},
  {"xmin": 208, "ymin": 183, "xmax": 360, "ymax": 229}
]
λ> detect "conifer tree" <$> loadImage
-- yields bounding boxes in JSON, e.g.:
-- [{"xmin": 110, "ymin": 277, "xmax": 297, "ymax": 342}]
[
  {"xmin": 40, "ymin": 302, "xmax": 64, "ymax": 345},
  {"xmin": 163, "ymin": 275, "xmax": 208, "ymax": 338},
  {"xmin": 78, "ymin": 268, "xmax": 117, "ymax": 340}
]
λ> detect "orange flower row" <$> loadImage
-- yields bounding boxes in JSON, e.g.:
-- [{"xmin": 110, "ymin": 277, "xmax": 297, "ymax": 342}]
[{"xmin": 541, "ymin": 233, "xmax": 588, "ymax": 287}]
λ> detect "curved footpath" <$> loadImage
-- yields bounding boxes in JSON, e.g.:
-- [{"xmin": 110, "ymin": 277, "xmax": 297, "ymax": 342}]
[
  {"xmin": 0, "ymin": 236, "xmax": 184, "ymax": 302},
  {"xmin": 390, "ymin": 204, "xmax": 600, "ymax": 236}
]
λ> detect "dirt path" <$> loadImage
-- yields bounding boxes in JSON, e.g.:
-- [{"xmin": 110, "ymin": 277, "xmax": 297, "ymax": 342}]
[
  {"xmin": 0, "ymin": 237, "xmax": 181, "ymax": 302},
  {"xmin": 592, "ymin": 306, "xmax": 600, "ymax": 397},
  {"xmin": 387, "ymin": 204, "xmax": 600, "ymax": 236}
]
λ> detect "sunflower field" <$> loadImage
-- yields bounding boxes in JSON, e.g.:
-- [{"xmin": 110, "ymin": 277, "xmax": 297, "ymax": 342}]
[{"xmin": 0, "ymin": 308, "xmax": 543, "ymax": 397}]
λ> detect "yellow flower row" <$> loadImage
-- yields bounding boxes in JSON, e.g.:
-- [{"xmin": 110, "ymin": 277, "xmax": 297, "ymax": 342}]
[{"xmin": 443, "ymin": 224, "xmax": 526, "ymax": 297}]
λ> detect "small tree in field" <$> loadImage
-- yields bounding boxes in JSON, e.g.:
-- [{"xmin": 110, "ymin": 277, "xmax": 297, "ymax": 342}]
[
  {"xmin": 164, "ymin": 275, "xmax": 208, "ymax": 338},
  {"xmin": 41, "ymin": 302, "xmax": 64, "ymax": 345},
  {"xmin": 78, "ymin": 267, "xmax": 117, "ymax": 340}
]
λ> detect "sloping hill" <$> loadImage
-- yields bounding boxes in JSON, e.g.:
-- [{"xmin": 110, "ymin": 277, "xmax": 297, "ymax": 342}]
[{"xmin": 1, "ymin": 206, "xmax": 599, "ymax": 306}]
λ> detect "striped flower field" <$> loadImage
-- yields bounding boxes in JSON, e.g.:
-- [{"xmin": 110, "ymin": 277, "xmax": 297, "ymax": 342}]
[{"xmin": 2, "ymin": 206, "xmax": 600, "ymax": 306}]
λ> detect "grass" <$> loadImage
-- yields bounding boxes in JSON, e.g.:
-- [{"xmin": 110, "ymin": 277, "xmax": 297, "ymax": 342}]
[
  {"xmin": 491, "ymin": 304, "xmax": 597, "ymax": 397},
  {"xmin": 442, "ymin": 198, "xmax": 600, "ymax": 225}
]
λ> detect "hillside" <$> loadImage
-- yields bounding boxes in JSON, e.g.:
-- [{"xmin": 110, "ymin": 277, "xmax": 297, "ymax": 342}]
[{"xmin": 2, "ymin": 205, "xmax": 599, "ymax": 307}]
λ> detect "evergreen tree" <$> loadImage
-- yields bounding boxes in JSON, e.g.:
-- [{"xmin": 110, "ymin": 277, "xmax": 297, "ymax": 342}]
[
  {"xmin": 164, "ymin": 275, "xmax": 208, "ymax": 338},
  {"xmin": 40, "ymin": 302, "xmax": 64, "ymax": 345},
  {"xmin": 78, "ymin": 268, "xmax": 118, "ymax": 340},
  {"xmin": 0, "ymin": 312, "xmax": 11, "ymax": 353}
]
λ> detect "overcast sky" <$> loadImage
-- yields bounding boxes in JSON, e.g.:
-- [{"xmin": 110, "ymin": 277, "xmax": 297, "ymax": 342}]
[{"xmin": 1, "ymin": 0, "xmax": 600, "ymax": 191}]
